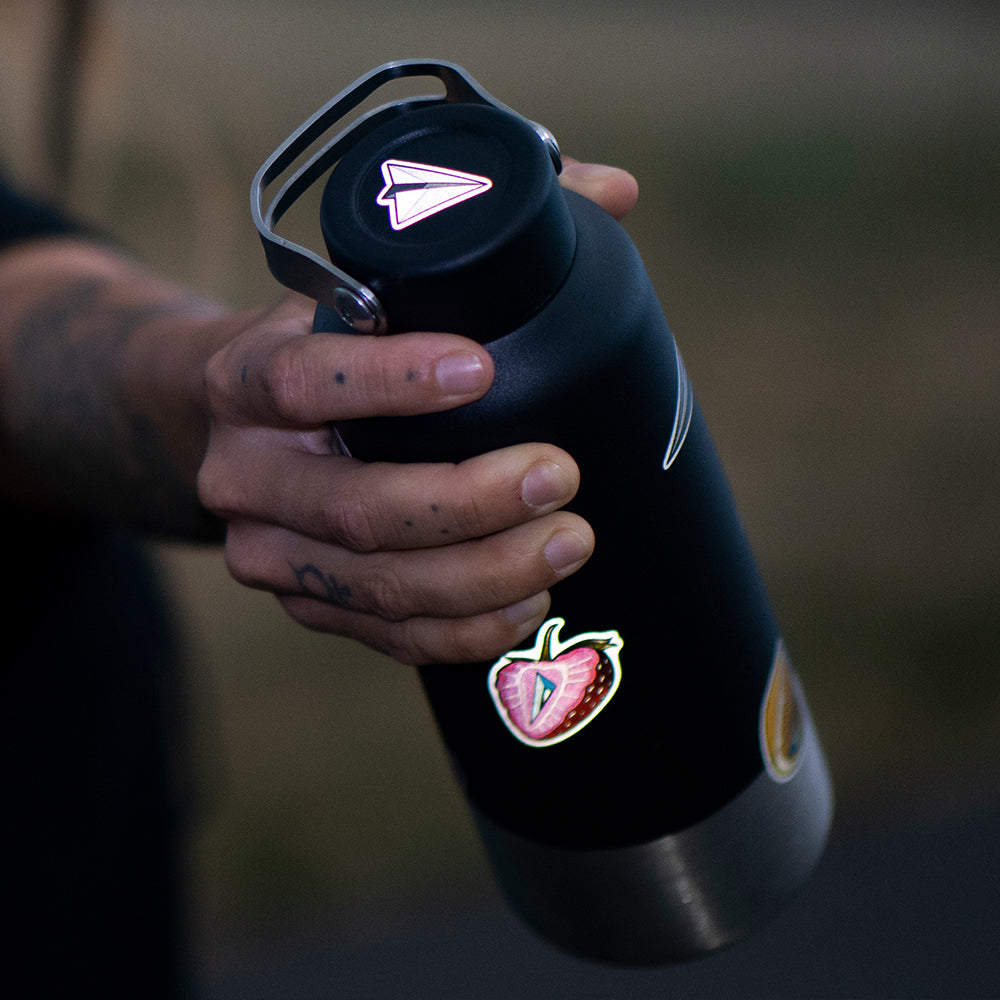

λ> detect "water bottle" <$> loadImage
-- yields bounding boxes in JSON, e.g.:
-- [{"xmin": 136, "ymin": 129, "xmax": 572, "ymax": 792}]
[{"xmin": 251, "ymin": 59, "xmax": 833, "ymax": 964}]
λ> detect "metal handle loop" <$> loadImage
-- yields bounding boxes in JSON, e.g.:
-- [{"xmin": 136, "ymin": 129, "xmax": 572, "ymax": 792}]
[{"xmin": 250, "ymin": 59, "xmax": 561, "ymax": 334}]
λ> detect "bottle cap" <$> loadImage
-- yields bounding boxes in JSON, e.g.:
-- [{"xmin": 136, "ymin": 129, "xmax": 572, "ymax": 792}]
[{"xmin": 319, "ymin": 103, "xmax": 575, "ymax": 339}]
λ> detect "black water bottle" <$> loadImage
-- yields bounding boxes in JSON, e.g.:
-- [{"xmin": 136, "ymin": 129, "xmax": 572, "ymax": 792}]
[{"xmin": 252, "ymin": 60, "xmax": 833, "ymax": 964}]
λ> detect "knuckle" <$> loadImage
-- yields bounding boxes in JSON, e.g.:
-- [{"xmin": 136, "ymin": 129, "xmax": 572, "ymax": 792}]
[
  {"xmin": 453, "ymin": 532, "xmax": 531, "ymax": 610},
  {"xmin": 202, "ymin": 348, "xmax": 230, "ymax": 407},
  {"xmin": 463, "ymin": 569, "xmax": 512, "ymax": 618},
  {"xmin": 449, "ymin": 489, "xmax": 491, "ymax": 539},
  {"xmin": 260, "ymin": 341, "xmax": 312, "ymax": 422},
  {"xmin": 196, "ymin": 455, "xmax": 237, "ymax": 516},
  {"xmin": 221, "ymin": 525, "xmax": 265, "ymax": 588},
  {"xmin": 324, "ymin": 485, "xmax": 382, "ymax": 552},
  {"xmin": 363, "ymin": 564, "xmax": 413, "ymax": 622}
]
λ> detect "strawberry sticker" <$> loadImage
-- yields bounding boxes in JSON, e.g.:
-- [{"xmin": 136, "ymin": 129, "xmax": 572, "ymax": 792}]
[{"xmin": 489, "ymin": 618, "xmax": 623, "ymax": 747}]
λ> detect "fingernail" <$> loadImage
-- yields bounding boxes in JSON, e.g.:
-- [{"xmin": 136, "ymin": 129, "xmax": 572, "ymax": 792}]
[
  {"xmin": 502, "ymin": 592, "xmax": 550, "ymax": 627},
  {"xmin": 435, "ymin": 352, "xmax": 487, "ymax": 395},
  {"xmin": 544, "ymin": 529, "xmax": 593, "ymax": 576},
  {"xmin": 521, "ymin": 462, "xmax": 574, "ymax": 510},
  {"xmin": 565, "ymin": 162, "xmax": 620, "ymax": 181}
]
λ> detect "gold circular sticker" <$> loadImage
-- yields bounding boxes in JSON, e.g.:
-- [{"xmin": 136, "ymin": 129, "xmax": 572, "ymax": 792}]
[{"xmin": 759, "ymin": 641, "xmax": 805, "ymax": 782}]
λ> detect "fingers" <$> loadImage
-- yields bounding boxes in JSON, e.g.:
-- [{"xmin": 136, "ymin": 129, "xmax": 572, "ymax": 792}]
[
  {"xmin": 197, "ymin": 167, "xmax": 645, "ymax": 665},
  {"xmin": 254, "ymin": 507, "xmax": 594, "ymax": 666},
  {"xmin": 219, "ymin": 453, "xmax": 595, "ymax": 665},
  {"xmin": 204, "ymin": 157, "xmax": 635, "ymax": 431},
  {"xmin": 204, "ymin": 323, "xmax": 495, "ymax": 427},
  {"xmin": 227, "ymin": 510, "xmax": 592, "ymax": 621},
  {"xmin": 559, "ymin": 158, "xmax": 639, "ymax": 221},
  {"xmin": 201, "ymin": 441, "xmax": 581, "ymax": 552},
  {"xmin": 280, "ymin": 589, "xmax": 557, "ymax": 666}
]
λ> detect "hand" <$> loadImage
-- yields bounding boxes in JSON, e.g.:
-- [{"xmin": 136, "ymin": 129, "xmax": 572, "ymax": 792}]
[
  {"xmin": 198, "ymin": 161, "xmax": 638, "ymax": 665},
  {"xmin": 559, "ymin": 158, "xmax": 639, "ymax": 222}
]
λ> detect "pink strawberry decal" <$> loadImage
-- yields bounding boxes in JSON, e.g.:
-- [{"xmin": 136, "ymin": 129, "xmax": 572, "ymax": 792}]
[{"xmin": 489, "ymin": 618, "xmax": 623, "ymax": 747}]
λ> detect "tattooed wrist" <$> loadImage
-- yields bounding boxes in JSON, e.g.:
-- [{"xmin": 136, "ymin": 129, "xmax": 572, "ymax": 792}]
[{"xmin": 5, "ymin": 273, "xmax": 220, "ymax": 536}]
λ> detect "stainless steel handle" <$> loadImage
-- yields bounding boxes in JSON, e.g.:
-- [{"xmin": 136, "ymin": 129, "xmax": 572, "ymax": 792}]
[{"xmin": 250, "ymin": 59, "xmax": 560, "ymax": 334}]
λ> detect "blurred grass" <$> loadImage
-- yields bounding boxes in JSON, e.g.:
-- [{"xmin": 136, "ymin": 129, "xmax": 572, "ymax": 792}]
[{"xmin": 2, "ymin": 0, "xmax": 998, "ymax": 953}]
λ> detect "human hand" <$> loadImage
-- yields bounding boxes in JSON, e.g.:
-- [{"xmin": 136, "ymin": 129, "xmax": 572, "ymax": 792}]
[
  {"xmin": 559, "ymin": 158, "xmax": 639, "ymax": 222},
  {"xmin": 198, "ymin": 161, "xmax": 637, "ymax": 665}
]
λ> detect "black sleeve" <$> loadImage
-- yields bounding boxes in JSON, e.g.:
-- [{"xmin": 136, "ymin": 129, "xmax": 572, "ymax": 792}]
[
  {"xmin": 1, "ymin": 172, "xmax": 194, "ymax": 995},
  {"xmin": 0, "ymin": 172, "xmax": 92, "ymax": 251}
]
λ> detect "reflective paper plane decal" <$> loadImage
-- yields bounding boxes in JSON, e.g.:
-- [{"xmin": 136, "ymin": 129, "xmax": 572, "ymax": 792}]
[{"xmin": 376, "ymin": 160, "xmax": 493, "ymax": 231}]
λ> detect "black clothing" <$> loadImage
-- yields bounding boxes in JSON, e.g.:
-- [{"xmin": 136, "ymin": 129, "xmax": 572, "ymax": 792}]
[
  {"xmin": 2, "ymin": 175, "xmax": 193, "ymax": 998},
  {"xmin": 0, "ymin": 179, "xmax": 90, "ymax": 250}
]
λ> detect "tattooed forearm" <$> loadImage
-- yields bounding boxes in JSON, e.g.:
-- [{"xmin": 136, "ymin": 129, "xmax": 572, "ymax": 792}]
[
  {"xmin": 5, "ymin": 275, "xmax": 219, "ymax": 535},
  {"xmin": 291, "ymin": 562, "xmax": 353, "ymax": 607}
]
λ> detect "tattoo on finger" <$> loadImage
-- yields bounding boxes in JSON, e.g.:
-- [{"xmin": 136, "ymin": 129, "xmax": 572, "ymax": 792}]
[{"xmin": 291, "ymin": 562, "xmax": 353, "ymax": 607}]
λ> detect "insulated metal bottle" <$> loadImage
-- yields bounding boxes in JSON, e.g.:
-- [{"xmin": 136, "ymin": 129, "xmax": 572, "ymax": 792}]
[{"xmin": 252, "ymin": 60, "xmax": 833, "ymax": 964}]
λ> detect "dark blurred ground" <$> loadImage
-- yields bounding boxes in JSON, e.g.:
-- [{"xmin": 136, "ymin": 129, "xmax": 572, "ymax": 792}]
[
  {"xmin": 2, "ymin": 1, "xmax": 998, "ymax": 996},
  {"xmin": 201, "ymin": 792, "xmax": 1000, "ymax": 999}
]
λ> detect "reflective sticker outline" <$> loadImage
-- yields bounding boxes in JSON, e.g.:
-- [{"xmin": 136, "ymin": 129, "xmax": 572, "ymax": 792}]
[
  {"xmin": 375, "ymin": 159, "xmax": 493, "ymax": 231},
  {"xmin": 662, "ymin": 342, "xmax": 693, "ymax": 470},
  {"xmin": 488, "ymin": 618, "xmax": 623, "ymax": 748}
]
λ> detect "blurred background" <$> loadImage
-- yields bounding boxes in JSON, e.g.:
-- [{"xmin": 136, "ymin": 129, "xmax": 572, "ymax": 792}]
[{"xmin": 2, "ymin": 1, "xmax": 997, "ymax": 996}]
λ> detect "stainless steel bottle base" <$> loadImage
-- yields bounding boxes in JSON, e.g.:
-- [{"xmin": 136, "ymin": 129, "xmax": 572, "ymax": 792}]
[{"xmin": 472, "ymin": 715, "xmax": 833, "ymax": 965}]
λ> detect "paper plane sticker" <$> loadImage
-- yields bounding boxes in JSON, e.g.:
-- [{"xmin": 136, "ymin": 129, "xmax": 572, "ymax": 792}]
[{"xmin": 376, "ymin": 159, "xmax": 493, "ymax": 231}]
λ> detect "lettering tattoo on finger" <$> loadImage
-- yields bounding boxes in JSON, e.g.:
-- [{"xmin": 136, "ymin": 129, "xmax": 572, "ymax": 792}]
[{"xmin": 291, "ymin": 562, "xmax": 353, "ymax": 607}]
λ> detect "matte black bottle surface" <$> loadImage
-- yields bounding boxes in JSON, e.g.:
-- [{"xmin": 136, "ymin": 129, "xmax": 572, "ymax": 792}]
[{"xmin": 253, "ymin": 60, "xmax": 833, "ymax": 964}]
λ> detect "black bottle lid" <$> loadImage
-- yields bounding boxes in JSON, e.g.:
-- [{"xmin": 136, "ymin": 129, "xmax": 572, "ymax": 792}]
[{"xmin": 319, "ymin": 103, "xmax": 576, "ymax": 340}]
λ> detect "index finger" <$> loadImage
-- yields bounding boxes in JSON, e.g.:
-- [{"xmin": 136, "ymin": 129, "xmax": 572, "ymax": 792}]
[{"xmin": 206, "ymin": 325, "xmax": 495, "ymax": 427}]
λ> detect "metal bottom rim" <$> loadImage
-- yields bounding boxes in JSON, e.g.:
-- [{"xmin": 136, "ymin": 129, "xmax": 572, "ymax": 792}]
[{"xmin": 472, "ymin": 713, "xmax": 833, "ymax": 965}]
